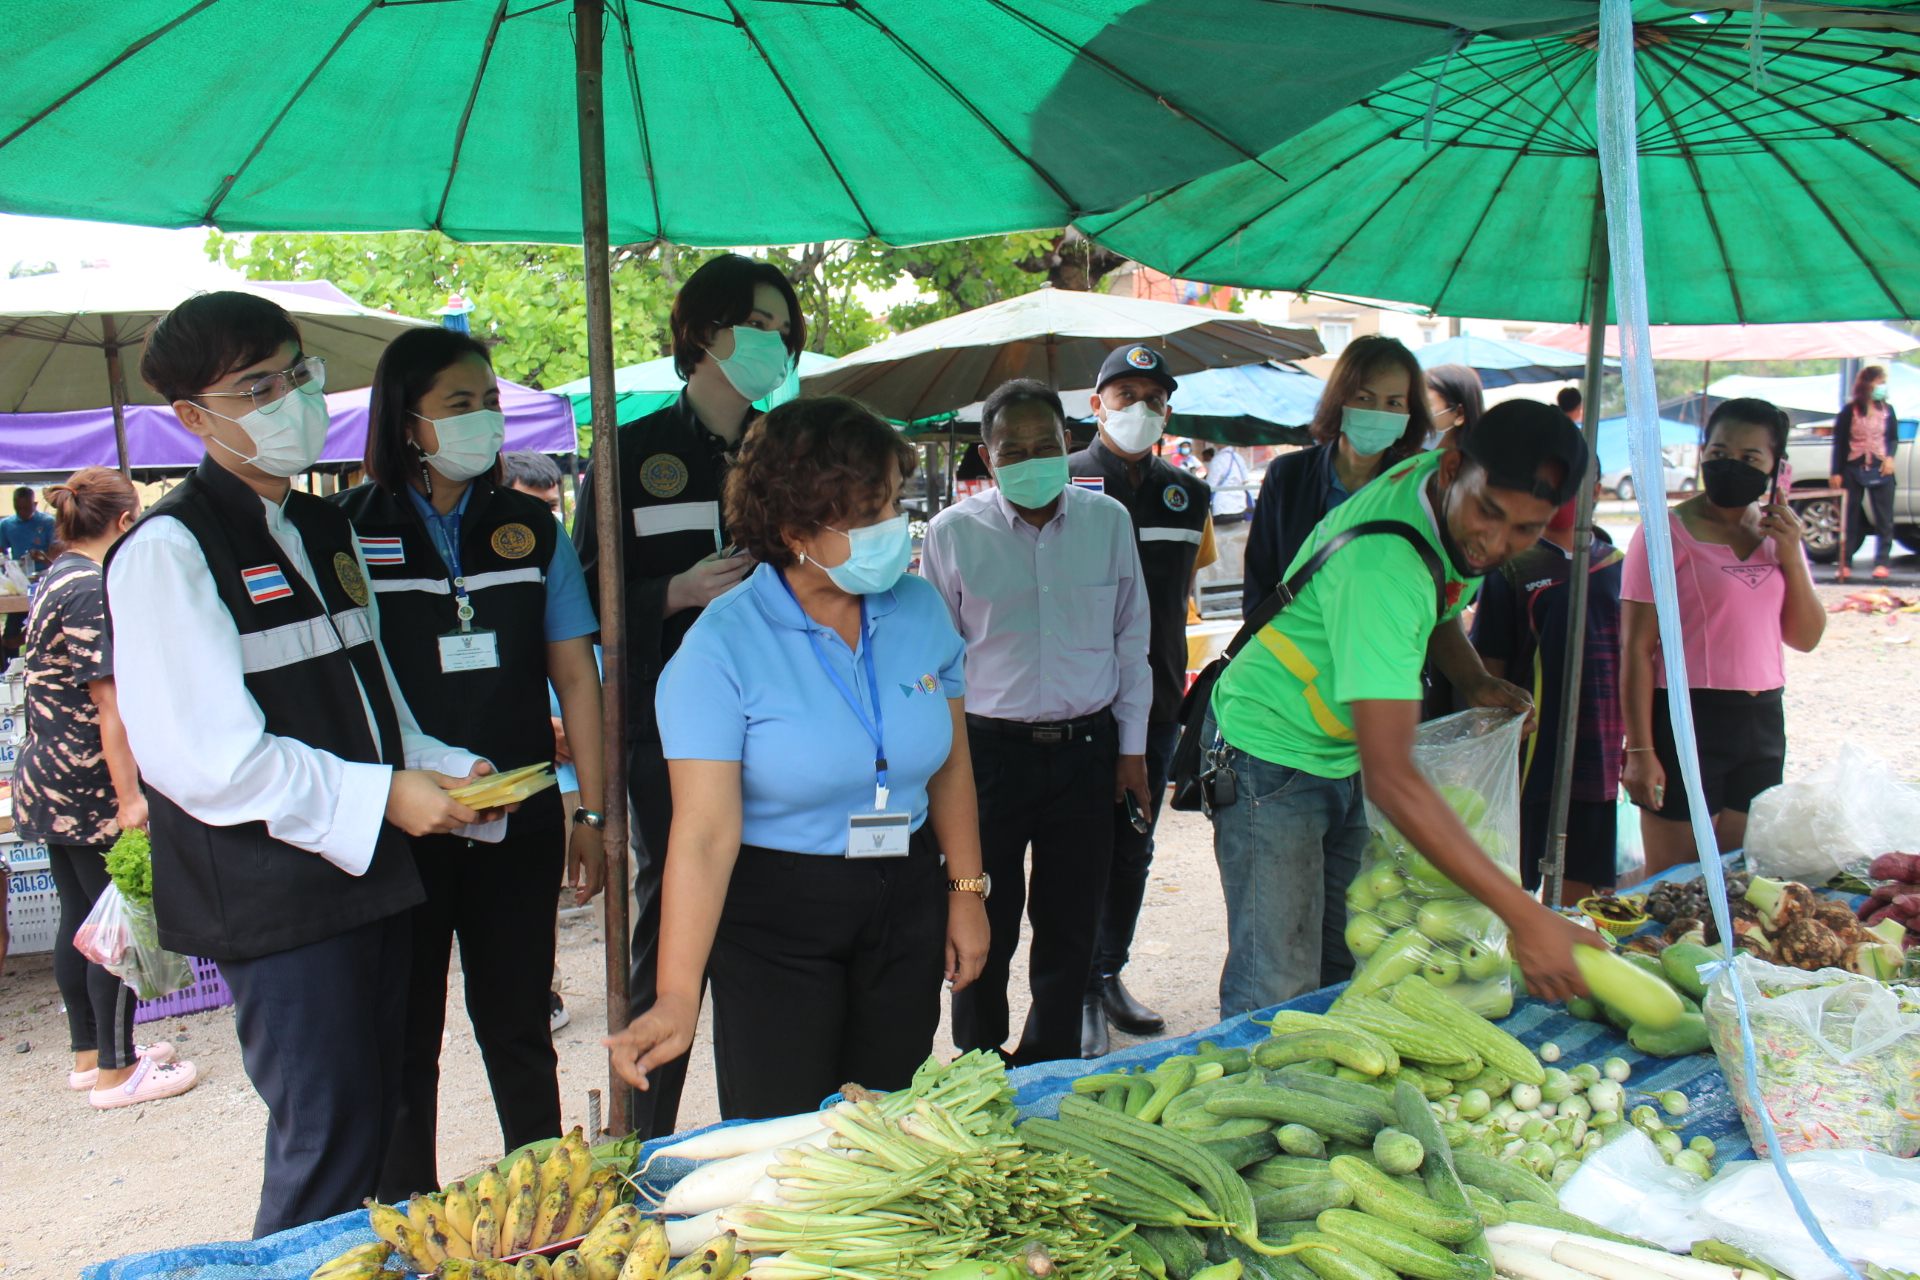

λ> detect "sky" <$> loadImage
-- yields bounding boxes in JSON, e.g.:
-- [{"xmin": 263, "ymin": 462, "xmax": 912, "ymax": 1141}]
[{"xmin": 0, "ymin": 213, "xmax": 242, "ymax": 282}]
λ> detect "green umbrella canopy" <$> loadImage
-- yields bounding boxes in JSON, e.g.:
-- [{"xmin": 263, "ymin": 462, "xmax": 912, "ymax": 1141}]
[
  {"xmin": 0, "ymin": 1, "xmax": 1599, "ymax": 246},
  {"xmin": 1079, "ymin": 1, "xmax": 1920, "ymax": 323},
  {"xmin": 551, "ymin": 350, "xmax": 837, "ymax": 427}
]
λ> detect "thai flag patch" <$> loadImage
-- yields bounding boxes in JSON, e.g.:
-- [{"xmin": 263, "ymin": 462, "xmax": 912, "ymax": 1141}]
[
  {"xmin": 241, "ymin": 564, "xmax": 294, "ymax": 604},
  {"xmin": 1071, "ymin": 477, "xmax": 1106, "ymax": 493},
  {"xmin": 358, "ymin": 536, "xmax": 405, "ymax": 566}
]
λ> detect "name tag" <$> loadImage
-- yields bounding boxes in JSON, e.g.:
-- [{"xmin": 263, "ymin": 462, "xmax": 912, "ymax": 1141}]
[
  {"xmin": 846, "ymin": 811, "xmax": 911, "ymax": 858},
  {"xmin": 438, "ymin": 629, "xmax": 500, "ymax": 673}
]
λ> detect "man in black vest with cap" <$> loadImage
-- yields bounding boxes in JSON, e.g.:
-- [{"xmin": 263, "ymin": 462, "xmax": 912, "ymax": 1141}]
[
  {"xmin": 105, "ymin": 292, "xmax": 496, "ymax": 1237},
  {"xmin": 1068, "ymin": 345, "xmax": 1209, "ymax": 1057}
]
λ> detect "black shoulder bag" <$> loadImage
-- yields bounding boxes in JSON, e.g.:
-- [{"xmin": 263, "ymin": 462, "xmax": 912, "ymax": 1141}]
[{"xmin": 1167, "ymin": 519, "xmax": 1447, "ymax": 813}]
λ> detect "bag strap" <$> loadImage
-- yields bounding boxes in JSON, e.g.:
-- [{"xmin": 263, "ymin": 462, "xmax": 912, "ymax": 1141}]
[{"xmin": 1220, "ymin": 519, "xmax": 1447, "ymax": 664}]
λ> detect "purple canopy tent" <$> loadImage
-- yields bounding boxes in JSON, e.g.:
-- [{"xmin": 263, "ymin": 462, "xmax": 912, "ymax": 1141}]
[{"xmin": 0, "ymin": 377, "xmax": 576, "ymax": 476}]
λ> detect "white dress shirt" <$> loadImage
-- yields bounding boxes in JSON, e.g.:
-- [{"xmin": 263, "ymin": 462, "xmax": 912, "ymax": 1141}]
[
  {"xmin": 108, "ymin": 492, "xmax": 486, "ymax": 877},
  {"xmin": 921, "ymin": 484, "xmax": 1152, "ymax": 754},
  {"xmin": 1208, "ymin": 447, "xmax": 1251, "ymax": 516}
]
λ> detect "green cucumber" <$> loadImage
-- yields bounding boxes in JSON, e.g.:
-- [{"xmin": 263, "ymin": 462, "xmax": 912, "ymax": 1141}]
[
  {"xmin": 1270, "ymin": 1069, "xmax": 1400, "ymax": 1127},
  {"xmin": 1326, "ymin": 1155, "xmax": 1479, "ymax": 1244},
  {"xmin": 1206, "ymin": 1128, "xmax": 1281, "ymax": 1169},
  {"xmin": 1414, "ymin": 1055, "xmax": 1485, "ymax": 1082},
  {"xmin": 1254, "ymin": 1028, "xmax": 1399, "ymax": 1077},
  {"xmin": 1450, "ymin": 1151, "xmax": 1557, "ymax": 1208},
  {"xmin": 1245, "ymin": 1155, "xmax": 1333, "ymax": 1189},
  {"xmin": 1289, "ymin": 1231, "xmax": 1396, "ymax": 1280},
  {"xmin": 1463, "ymin": 1185, "xmax": 1506, "ymax": 1226},
  {"xmin": 1205, "ymin": 1085, "xmax": 1384, "ymax": 1146},
  {"xmin": 1139, "ymin": 1226, "xmax": 1210, "ymax": 1280},
  {"xmin": 1140, "ymin": 1061, "xmax": 1198, "ymax": 1123},
  {"xmin": 1093, "ymin": 1212, "xmax": 1167, "ymax": 1280},
  {"xmin": 1215, "ymin": 1234, "xmax": 1317, "ymax": 1280},
  {"xmin": 1315, "ymin": 1209, "xmax": 1490, "ymax": 1280},
  {"xmin": 1252, "ymin": 1179, "xmax": 1353, "ymax": 1224}
]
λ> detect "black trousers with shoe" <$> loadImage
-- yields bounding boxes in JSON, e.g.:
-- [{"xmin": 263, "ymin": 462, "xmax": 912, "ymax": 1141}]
[
  {"xmin": 709, "ymin": 833, "xmax": 946, "ymax": 1119},
  {"xmin": 953, "ymin": 710, "xmax": 1117, "ymax": 1066},
  {"xmin": 626, "ymin": 738, "xmax": 691, "ymax": 1140},
  {"xmin": 218, "ymin": 911, "xmax": 411, "ymax": 1239},
  {"xmin": 1091, "ymin": 720, "xmax": 1180, "ymax": 988},
  {"xmin": 47, "ymin": 841, "xmax": 137, "ymax": 1069},
  {"xmin": 378, "ymin": 792, "xmax": 565, "ymax": 1200},
  {"xmin": 1844, "ymin": 463, "xmax": 1897, "ymax": 567}
]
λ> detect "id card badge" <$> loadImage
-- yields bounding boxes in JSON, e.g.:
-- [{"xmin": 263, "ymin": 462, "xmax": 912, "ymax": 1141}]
[
  {"xmin": 846, "ymin": 811, "xmax": 911, "ymax": 858},
  {"xmin": 438, "ymin": 627, "xmax": 501, "ymax": 673}
]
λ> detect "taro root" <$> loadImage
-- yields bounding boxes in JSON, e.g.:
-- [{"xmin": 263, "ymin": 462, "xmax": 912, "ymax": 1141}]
[
  {"xmin": 1731, "ymin": 916, "xmax": 1775, "ymax": 957},
  {"xmin": 1625, "ymin": 935, "xmax": 1669, "ymax": 956},
  {"xmin": 1663, "ymin": 915, "xmax": 1701, "ymax": 944},
  {"xmin": 1704, "ymin": 898, "xmax": 1761, "ymax": 947},
  {"xmin": 1746, "ymin": 877, "xmax": 1816, "ymax": 932},
  {"xmin": 1812, "ymin": 899, "xmax": 1864, "ymax": 947},
  {"xmin": 1773, "ymin": 917, "xmax": 1846, "ymax": 971}
]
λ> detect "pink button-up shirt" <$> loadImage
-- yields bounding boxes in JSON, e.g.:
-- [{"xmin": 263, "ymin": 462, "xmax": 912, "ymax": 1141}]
[{"xmin": 921, "ymin": 484, "xmax": 1152, "ymax": 754}]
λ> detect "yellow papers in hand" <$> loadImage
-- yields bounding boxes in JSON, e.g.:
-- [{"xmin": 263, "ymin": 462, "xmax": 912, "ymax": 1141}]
[{"xmin": 447, "ymin": 762, "xmax": 557, "ymax": 809}]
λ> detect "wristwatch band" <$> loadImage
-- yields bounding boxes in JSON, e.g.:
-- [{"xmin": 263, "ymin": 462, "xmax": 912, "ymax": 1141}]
[
  {"xmin": 572, "ymin": 807, "xmax": 606, "ymax": 831},
  {"xmin": 947, "ymin": 874, "xmax": 991, "ymax": 899}
]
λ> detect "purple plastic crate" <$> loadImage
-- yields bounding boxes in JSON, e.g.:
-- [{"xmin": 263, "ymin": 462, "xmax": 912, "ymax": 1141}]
[{"xmin": 134, "ymin": 956, "xmax": 231, "ymax": 1024}]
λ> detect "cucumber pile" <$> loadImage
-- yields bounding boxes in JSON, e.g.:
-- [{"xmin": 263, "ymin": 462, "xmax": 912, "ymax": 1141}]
[{"xmin": 1045, "ymin": 989, "xmax": 1669, "ymax": 1280}]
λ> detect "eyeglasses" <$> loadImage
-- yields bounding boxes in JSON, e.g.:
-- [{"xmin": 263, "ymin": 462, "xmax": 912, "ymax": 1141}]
[{"xmin": 198, "ymin": 356, "xmax": 328, "ymax": 414}]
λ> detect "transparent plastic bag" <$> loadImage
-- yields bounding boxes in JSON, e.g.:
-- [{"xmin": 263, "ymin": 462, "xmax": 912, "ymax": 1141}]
[
  {"xmin": 71, "ymin": 882, "xmax": 192, "ymax": 1002},
  {"xmin": 1745, "ymin": 742, "xmax": 1920, "ymax": 883},
  {"xmin": 1344, "ymin": 708, "xmax": 1526, "ymax": 1014},
  {"xmin": 1687, "ymin": 1149, "xmax": 1920, "ymax": 1280},
  {"xmin": 1557, "ymin": 1128, "xmax": 1705, "ymax": 1251},
  {"xmin": 1703, "ymin": 954, "xmax": 1920, "ymax": 1158}
]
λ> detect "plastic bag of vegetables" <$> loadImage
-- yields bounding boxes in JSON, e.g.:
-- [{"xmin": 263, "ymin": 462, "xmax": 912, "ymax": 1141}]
[
  {"xmin": 1344, "ymin": 708, "xmax": 1525, "ymax": 1016},
  {"xmin": 73, "ymin": 836, "xmax": 194, "ymax": 1003},
  {"xmin": 1703, "ymin": 954, "xmax": 1920, "ymax": 1157}
]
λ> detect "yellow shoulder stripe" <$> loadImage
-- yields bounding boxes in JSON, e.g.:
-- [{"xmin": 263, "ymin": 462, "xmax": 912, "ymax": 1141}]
[{"xmin": 1255, "ymin": 627, "xmax": 1354, "ymax": 741}]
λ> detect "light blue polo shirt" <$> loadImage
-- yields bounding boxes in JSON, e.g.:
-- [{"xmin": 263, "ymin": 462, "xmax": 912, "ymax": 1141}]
[{"xmin": 657, "ymin": 562, "xmax": 966, "ymax": 855}]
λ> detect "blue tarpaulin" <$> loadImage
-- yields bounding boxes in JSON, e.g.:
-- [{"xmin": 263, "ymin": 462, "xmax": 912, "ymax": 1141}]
[
  {"xmin": 1415, "ymin": 334, "xmax": 1619, "ymax": 389},
  {"xmin": 1161, "ymin": 360, "xmax": 1326, "ymax": 447},
  {"xmin": 1594, "ymin": 414, "xmax": 1696, "ymax": 476}
]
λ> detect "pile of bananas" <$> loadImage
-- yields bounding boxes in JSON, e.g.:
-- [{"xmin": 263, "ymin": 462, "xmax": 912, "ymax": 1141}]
[
  {"xmin": 315, "ymin": 1216, "xmax": 744, "ymax": 1280},
  {"xmin": 312, "ymin": 1127, "xmax": 637, "ymax": 1279}
]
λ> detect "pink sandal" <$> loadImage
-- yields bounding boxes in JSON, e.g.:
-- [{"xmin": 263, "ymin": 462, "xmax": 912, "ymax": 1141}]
[
  {"xmin": 89, "ymin": 1057, "xmax": 198, "ymax": 1109},
  {"xmin": 69, "ymin": 1042, "xmax": 180, "ymax": 1092}
]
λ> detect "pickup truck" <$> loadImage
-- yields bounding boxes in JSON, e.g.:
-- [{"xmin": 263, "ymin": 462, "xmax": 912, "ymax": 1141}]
[{"xmin": 1785, "ymin": 422, "xmax": 1920, "ymax": 562}]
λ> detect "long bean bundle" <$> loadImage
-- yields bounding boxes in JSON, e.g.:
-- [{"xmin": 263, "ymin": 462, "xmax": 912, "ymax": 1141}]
[{"xmin": 727, "ymin": 1099, "xmax": 1136, "ymax": 1280}]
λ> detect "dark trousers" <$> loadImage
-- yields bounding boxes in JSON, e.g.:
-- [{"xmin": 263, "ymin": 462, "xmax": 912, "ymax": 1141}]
[
  {"xmin": 1844, "ymin": 465, "xmax": 1897, "ymax": 566},
  {"xmin": 47, "ymin": 841, "xmax": 136, "ymax": 1069},
  {"xmin": 218, "ymin": 911, "xmax": 411, "ymax": 1239},
  {"xmin": 710, "ymin": 838, "xmax": 945, "ymax": 1119},
  {"xmin": 379, "ymin": 798, "xmax": 564, "ymax": 1200},
  {"xmin": 626, "ymin": 738, "xmax": 689, "ymax": 1139},
  {"xmin": 1091, "ymin": 720, "xmax": 1180, "ymax": 986},
  {"xmin": 953, "ymin": 714, "xmax": 1117, "ymax": 1066}
]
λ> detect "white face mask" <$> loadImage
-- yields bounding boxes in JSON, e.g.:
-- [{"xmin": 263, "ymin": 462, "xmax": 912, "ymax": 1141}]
[
  {"xmin": 1101, "ymin": 400, "xmax": 1168, "ymax": 454},
  {"xmin": 417, "ymin": 408, "xmax": 506, "ymax": 482},
  {"xmin": 713, "ymin": 325, "xmax": 793, "ymax": 402},
  {"xmin": 204, "ymin": 390, "xmax": 332, "ymax": 478}
]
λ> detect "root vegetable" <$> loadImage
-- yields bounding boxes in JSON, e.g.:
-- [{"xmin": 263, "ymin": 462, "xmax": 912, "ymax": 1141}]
[
  {"xmin": 1490, "ymin": 1242, "xmax": 1592, "ymax": 1280},
  {"xmin": 1870, "ymin": 852, "xmax": 1920, "ymax": 883},
  {"xmin": 1554, "ymin": 1242, "xmax": 1699, "ymax": 1280},
  {"xmin": 1744, "ymin": 877, "xmax": 1815, "ymax": 932},
  {"xmin": 648, "ymin": 1111, "xmax": 839, "ymax": 1164},
  {"xmin": 1772, "ymin": 917, "xmax": 1845, "ymax": 971},
  {"xmin": 1486, "ymin": 1226, "xmax": 1746, "ymax": 1280},
  {"xmin": 660, "ymin": 1132, "xmax": 828, "ymax": 1213}
]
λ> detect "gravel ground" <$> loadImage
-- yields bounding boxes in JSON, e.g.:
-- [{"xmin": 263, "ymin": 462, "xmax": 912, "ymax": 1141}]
[{"xmin": 4, "ymin": 582, "xmax": 1913, "ymax": 1275}]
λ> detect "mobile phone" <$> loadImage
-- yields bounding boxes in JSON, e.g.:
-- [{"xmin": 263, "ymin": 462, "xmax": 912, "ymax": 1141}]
[{"xmin": 1124, "ymin": 789, "xmax": 1151, "ymax": 834}]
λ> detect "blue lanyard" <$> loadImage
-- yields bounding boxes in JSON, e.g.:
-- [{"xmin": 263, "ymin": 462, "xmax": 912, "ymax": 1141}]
[
  {"xmin": 420, "ymin": 502, "xmax": 477, "ymax": 632},
  {"xmin": 779, "ymin": 570, "xmax": 888, "ymax": 809}
]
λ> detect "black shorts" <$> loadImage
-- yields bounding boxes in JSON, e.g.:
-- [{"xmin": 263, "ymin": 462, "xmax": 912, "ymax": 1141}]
[
  {"xmin": 1520, "ymin": 798, "xmax": 1618, "ymax": 890},
  {"xmin": 1641, "ymin": 686, "xmax": 1785, "ymax": 821}
]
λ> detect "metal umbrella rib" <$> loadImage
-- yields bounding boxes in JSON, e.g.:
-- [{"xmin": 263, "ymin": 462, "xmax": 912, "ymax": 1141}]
[
  {"xmin": 432, "ymin": 0, "xmax": 514, "ymax": 233},
  {"xmin": 0, "ymin": 0, "xmax": 222, "ymax": 151}
]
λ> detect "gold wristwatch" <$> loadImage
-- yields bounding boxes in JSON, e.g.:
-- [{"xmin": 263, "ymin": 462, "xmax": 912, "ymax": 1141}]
[{"xmin": 947, "ymin": 874, "xmax": 991, "ymax": 900}]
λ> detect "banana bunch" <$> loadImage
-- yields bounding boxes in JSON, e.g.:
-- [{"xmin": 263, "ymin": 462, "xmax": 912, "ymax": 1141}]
[{"xmin": 320, "ymin": 1127, "xmax": 626, "ymax": 1280}]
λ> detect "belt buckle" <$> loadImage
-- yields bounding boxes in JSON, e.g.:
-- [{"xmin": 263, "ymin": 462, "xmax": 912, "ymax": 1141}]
[{"xmin": 1033, "ymin": 728, "xmax": 1064, "ymax": 743}]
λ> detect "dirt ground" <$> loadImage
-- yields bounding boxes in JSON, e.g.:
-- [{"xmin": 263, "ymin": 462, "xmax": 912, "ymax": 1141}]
[{"xmin": 4, "ymin": 583, "xmax": 1915, "ymax": 1275}]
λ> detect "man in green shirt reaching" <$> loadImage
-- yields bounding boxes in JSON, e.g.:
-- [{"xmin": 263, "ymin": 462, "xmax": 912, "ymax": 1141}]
[{"xmin": 1210, "ymin": 399, "xmax": 1601, "ymax": 1016}]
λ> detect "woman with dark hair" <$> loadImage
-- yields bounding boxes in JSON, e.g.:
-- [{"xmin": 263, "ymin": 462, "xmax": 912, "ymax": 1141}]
[
  {"xmin": 1242, "ymin": 335, "xmax": 1433, "ymax": 612},
  {"xmin": 17, "ymin": 468, "xmax": 200, "ymax": 1109},
  {"xmin": 331, "ymin": 327, "xmax": 605, "ymax": 1198},
  {"xmin": 603, "ymin": 397, "xmax": 988, "ymax": 1119},
  {"xmin": 1621, "ymin": 397, "xmax": 1825, "ymax": 873},
  {"xmin": 1424, "ymin": 362, "xmax": 1485, "ymax": 451},
  {"xmin": 1829, "ymin": 363, "xmax": 1899, "ymax": 581},
  {"xmin": 573, "ymin": 251, "xmax": 807, "ymax": 1135}
]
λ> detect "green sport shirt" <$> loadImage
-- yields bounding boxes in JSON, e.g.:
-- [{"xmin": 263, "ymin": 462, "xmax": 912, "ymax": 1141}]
[{"xmin": 1212, "ymin": 450, "xmax": 1478, "ymax": 778}]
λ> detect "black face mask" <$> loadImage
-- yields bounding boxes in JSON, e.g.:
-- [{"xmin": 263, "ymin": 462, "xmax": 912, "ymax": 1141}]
[{"xmin": 1701, "ymin": 457, "xmax": 1773, "ymax": 509}]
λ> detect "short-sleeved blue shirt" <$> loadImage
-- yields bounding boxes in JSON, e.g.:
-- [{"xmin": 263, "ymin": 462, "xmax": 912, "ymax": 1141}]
[
  {"xmin": 657, "ymin": 562, "xmax": 966, "ymax": 855},
  {"xmin": 406, "ymin": 486, "xmax": 598, "ymax": 641},
  {"xmin": 1, "ymin": 511, "xmax": 55, "ymax": 561}
]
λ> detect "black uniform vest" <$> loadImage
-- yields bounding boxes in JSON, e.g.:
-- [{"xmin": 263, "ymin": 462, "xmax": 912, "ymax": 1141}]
[
  {"xmin": 574, "ymin": 391, "xmax": 736, "ymax": 742},
  {"xmin": 330, "ymin": 478, "xmax": 559, "ymax": 775},
  {"xmin": 1069, "ymin": 437, "xmax": 1211, "ymax": 723},
  {"xmin": 101, "ymin": 458, "xmax": 420, "ymax": 961}
]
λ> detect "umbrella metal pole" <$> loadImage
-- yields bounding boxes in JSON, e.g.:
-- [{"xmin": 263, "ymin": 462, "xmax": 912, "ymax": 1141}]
[
  {"xmin": 1541, "ymin": 204, "xmax": 1610, "ymax": 910},
  {"xmin": 101, "ymin": 313, "xmax": 132, "ymax": 480},
  {"xmin": 574, "ymin": 0, "xmax": 633, "ymax": 1137}
]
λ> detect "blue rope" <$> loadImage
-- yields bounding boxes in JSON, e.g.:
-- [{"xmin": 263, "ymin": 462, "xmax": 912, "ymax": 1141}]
[{"xmin": 1421, "ymin": 29, "xmax": 1475, "ymax": 152}]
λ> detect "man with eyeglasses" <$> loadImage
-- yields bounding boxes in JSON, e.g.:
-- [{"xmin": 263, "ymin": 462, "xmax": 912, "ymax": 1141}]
[{"xmin": 103, "ymin": 291, "xmax": 500, "ymax": 1236}]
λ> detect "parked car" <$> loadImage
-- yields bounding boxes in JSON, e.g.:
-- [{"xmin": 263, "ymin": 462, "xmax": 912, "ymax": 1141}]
[
  {"xmin": 1785, "ymin": 422, "xmax": 1920, "ymax": 562},
  {"xmin": 1603, "ymin": 464, "xmax": 1694, "ymax": 502}
]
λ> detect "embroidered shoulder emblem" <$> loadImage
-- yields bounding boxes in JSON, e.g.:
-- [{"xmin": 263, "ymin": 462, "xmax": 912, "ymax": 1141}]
[
  {"xmin": 1721, "ymin": 563, "xmax": 1777, "ymax": 589},
  {"xmin": 334, "ymin": 552, "xmax": 369, "ymax": 606},
  {"xmin": 641, "ymin": 453, "xmax": 690, "ymax": 498},
  {"xmin": 1126, "ymin": 346, "xmax": 1156, "ymax": 369},
  {"xmin": 240, "ymin": 564, "xmax": 293, "ymax": 604},
  {"xmin": 491, "ymin": 522, "xmax": 536, "ymax": 560},
  {"xmin": 357, "ymin": 535, "xmax": 405, "ymax": 566},
  {"xmin": 1163, "ymin": 484, "xmax": 1189, "ymax": 512}
]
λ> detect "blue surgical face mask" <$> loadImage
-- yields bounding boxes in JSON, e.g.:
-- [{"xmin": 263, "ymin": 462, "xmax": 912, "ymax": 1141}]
[
  {"xmin": 808, "ymin": 513, "xmax": 911, "ymax": 595},
  {"xmin": 1341, "ymin": 404, "xmax": 1409, "ymax": 457},
  {"xmin": 1873, "ymin": 384, "xmax": 1890, "ymax": 402},
  {"xmin": 713, "ymin": 324, "xmax": 793, "ymax": 401},
  {"xmin": 994, "ymin": 455, "xmax": 1069, "ymax": 509}
]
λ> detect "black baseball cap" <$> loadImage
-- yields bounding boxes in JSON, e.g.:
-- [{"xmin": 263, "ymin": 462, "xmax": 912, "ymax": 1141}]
[
  {"xmin": 1096, "ymin": 344, "xmax": 1178, "ymax": 395},
  {"xmin": 1459, "ymin": 399, "xmax": 1590, "ymax": 506}
]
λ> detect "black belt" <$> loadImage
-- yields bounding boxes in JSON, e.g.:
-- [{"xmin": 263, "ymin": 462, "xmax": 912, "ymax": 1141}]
[{"xmin": 966, "ymin": 707, "xmax": 1114, "ymax": 744}]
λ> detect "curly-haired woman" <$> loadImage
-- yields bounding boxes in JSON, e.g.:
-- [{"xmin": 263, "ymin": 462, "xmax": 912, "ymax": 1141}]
[{"xmin": 604, "ymin": 397, "xmax": 989, "ymax": 1119}]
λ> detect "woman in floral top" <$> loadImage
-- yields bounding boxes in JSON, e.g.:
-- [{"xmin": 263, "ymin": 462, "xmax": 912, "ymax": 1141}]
[{"xmin": 16, "ymin": 467, "xmax": 196, "ymax": 1108}]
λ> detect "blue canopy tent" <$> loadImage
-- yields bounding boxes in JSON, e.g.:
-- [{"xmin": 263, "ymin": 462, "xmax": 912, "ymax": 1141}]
[
  {"xmin": 1416, "ymin": 333, "xmax": 1619, "ymax": 388},
  {"xmin": 1594, "ymin": 413, "xmax": 1694, "ymax": 476}
]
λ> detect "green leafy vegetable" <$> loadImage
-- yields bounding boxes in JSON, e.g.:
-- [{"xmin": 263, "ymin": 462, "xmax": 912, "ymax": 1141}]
[{"xmin": 105, "ymin": 827, "xmax": 153, "ymax": 905}]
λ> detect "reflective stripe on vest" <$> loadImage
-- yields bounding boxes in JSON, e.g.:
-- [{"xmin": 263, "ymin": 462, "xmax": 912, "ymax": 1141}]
[
  {"xmin": 1140, "ymin": 527, "xmax": 1203, "ymax": 544},
  {"xmin": 370, "ymin": 566, "xmax": 545, "ymax": 596}
]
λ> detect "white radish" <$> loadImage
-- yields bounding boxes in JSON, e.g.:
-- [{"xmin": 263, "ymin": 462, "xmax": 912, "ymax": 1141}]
[
  {"xmin": 659, "ymin": 1128, "xmax": 829, "ymax": 1214},
  {"xmin": 646, "ymin": 1110, "xmax": 838, "ymax": 1165},
  {"xmin": 1486, "ymin": 1226, "xmax": 1747, "ymax": 1280},
  {"xmin": 1490, "ymin": 1241, "xmax": 1595, "ymax": 1280},
  {"xmin": 1553, "ymin": 1242, "xmax": 1686, "ymax": 1280},
  {"xmin": 665, "ymin": 1207, "xmax": 727, "ymax": 1256}
]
